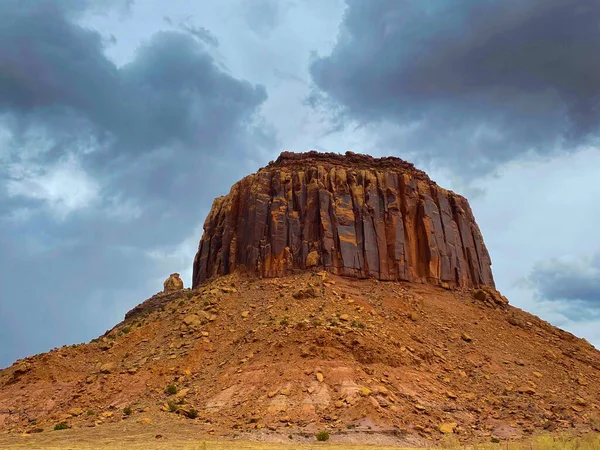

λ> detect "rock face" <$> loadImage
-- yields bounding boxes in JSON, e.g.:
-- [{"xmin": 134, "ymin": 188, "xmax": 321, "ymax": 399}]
[
  {"xmin": 163, "ymin": 273, "xmax": 184, "ymax": 293},
  {"xmin": 193, "ymin": 151, "xmax": 494, "ymax": 289}
]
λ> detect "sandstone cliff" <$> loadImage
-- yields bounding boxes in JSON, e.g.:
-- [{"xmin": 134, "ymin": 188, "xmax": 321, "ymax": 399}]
[{"xmin": 193, "ymin": 151, "xmax": 494, "ymax": 289}]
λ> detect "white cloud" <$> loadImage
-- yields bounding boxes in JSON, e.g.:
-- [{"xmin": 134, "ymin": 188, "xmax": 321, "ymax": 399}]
[{"xmin": 6, "ymin": 155, "xmax": 99, "ymax": 221}]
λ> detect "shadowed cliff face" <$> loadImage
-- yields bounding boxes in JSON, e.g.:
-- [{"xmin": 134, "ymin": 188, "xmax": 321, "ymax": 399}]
[{"xmin": 193, "ymin": 151, "xmax": 494, "ymax": 289}]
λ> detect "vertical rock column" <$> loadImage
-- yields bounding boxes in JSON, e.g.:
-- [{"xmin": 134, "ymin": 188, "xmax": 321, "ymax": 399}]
[{"xmin": 192, "ymin": 152, "xmax": 495, "ymax": 290}]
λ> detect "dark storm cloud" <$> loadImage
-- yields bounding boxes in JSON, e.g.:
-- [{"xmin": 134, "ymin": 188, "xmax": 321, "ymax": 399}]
[
  {"xmin": 0, "ymin": 0, "xmax": 276, "ymax": 367},
  {"xmin": 0, "ymin": 1, "xmax": 267, "ymax": 163},
  {"xmin": 528, "ymin": 255, "xmax": 600, "ymax": 308},
  {"xmin": 309, "ymin": 0, "xmax": 600, "ymax": 174}
]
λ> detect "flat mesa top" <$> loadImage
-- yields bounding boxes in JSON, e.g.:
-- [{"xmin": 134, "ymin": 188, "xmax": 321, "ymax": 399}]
[{"xmin": 267, "ymin": 150, "xmax": 432, "ymax": 180}]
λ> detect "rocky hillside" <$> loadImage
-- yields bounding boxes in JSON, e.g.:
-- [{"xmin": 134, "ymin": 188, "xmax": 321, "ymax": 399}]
[
  {"xmin": 1, "ymin": 272, "xmax": 599, "ymax": 445},
  {"xmin": 193, "ymin": 151, "xmax": 494, "ymax": 289}
]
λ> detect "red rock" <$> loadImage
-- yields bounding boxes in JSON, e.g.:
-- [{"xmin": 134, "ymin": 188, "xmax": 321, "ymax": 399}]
[
  {"xmin": 192, "ymin": 151, "xmax": 495, "ymax": 289},
  {"xmin": 163, "ymin": 273, "xmax": 184, "ymax": 293}
]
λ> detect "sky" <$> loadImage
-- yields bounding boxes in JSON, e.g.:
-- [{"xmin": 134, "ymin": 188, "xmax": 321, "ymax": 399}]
[{"xmin": 1, "ymin": 0, "xmax": 600, "ymax": 368}]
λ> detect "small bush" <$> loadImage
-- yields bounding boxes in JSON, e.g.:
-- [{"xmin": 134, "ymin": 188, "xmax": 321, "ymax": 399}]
[
  {"xmin": 168, "ymin": 402, "xmax": 178, "ymax": 412},
  {"xmin": 187, "ymin": 408, "xmax": 198, "ymax": 419},
  {"xmin": 166, "ymin": 384, "xmax": 177, "ymax": 395},
  {"xmin": 178, "ymin": 300, "xmax": 185, "ymax": 306},
  {"xmin": 107, "ymin": 334, "xmax": 116, "ymax": 340},
  {"xmin": 351, "ymin": 320, "xmax": 365, "ymax": 329},
  {"xmin": 54, "ymin": 422, "xmax": 68, "ymax": 431},
  {"xmin": 123, "ymin": 407, "xmax": 132, "ymax": 416},
  {"xmin": 280, "ymin": 318, "xmax": 289, "ymax": 326},
  {"xmin": 122, "ymin": 327, "xmax": 130, "ymax": 334},
  {"xmin": 87, "ymin": 409, "xmax": 95, "ymax": 416},
  {"xmin": 316, "ymin": 430, "xmax": 329, "ymax": 441}
]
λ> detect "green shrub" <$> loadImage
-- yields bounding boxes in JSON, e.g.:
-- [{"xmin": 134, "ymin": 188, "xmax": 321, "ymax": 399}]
[
  {"xmin": 316, "ymin": 430, "xmax": 329, "ymax": 441},
  {"xmin": 187, "ymin": 408, "xmax": 198, "ymax": 419},
  {"xmin": 123, "ymin": 407, "xmax": 132, "ymax": 416},
  {"xmin": 122, "ymin": 327, "xmax": 130, "ymax": 334},
  {"xmin": 166, "ymin": 384, "xmax": 177, "ymax": 395},
  {"xmin": 54, "ymin": 422, "xmax": 68, "ymax": 431},
  {"xmin": 168, "ymin": 402, "xmax": 178, "ymax": 412},
  {"xmin": 87, "ymin": 409, "xmax": 95, "ymax": 416}
]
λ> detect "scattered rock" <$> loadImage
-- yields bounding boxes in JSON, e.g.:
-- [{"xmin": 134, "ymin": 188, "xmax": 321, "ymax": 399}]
[
  {"xmin": 176, "ymin": 388, "xmax": 190, "ymax": 398},
  {"xmin": 439, "ymin": 422, "xmax": 458, "ymax": 434},
  {"xmin": 359, "ymin": 386, "xmax": 372, "ymax": 397},
  {"xmin": 517, "ymin": 386, "xmax": 536, "ymax": 395},
  {"xmin": 68, "ymin": 408, "xmax": 84, "ymax": 417},
  {"xmin": 292, "ymin": 287, "xmax": 319, "ymax": 299},
  {"xmin": 305, "ymin": 250, "xmax": 320, "ymax": 268},
  {"xmin": 99, "ymin": 362, "xmax": 116, "ymax": 374},
  {"xmin": 461, "ymin": 332, "xmax": 473, "ymax": 342},
  {"xmin": 183, "ymin": 314, "xmax": 201, "ymax": 327}
]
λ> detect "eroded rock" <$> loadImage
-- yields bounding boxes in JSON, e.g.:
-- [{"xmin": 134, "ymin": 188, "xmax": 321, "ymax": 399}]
[
  {"xmin": 163, "ymin": 273, "xmax": 184, "ymax": 293},
  {"xmin": 193, "ymin": 151, "xmax": 495, "ymax": 290}
]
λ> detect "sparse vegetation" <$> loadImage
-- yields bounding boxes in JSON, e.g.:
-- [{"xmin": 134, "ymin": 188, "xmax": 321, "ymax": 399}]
[
  {"xmin": 87, "ymin": 409, "xmax": 95, "ymax": 416},
  {"xmin": 168, "ymin": 402, "xmax": 178, "ymax": 412},
  {"xmin": 123, "ymin": 407, "xmax": 132, "ymax": 416},
  {"xmin": 279, "ymin": 317, "xmax": 289, "ymax": 326},
  {"xmin": 351, "ymin": 320, "xmax": 365, "ymax": 329},
  {"xmin": 53, "ymin": 422, "xmax": 68, "ymax": 431},
  {"xmin": 187, "ymin": 407, "xmax": 198, "ymax": 419},
  {"xmin": 166, "ymin": 384, "xmax": 177, "ymax": 395},
  {"xmin": 316, "ymin": 430, "xmax": 330, "ymax": 441},
  {"xmin": 121, "ymin": 327, "xmax": 130, "ymax": 334}
]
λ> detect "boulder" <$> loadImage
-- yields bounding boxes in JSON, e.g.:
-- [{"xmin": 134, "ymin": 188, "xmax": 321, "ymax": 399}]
[{"xmin": 163, "ymin": 273, "xmax": 184, "ymax": 293}]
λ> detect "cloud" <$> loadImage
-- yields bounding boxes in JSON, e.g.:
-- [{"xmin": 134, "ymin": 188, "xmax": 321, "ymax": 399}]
[
  {"xmin": 241, "ymin": 0, "xmax": 290, "ymax": 37},
  {"xmin": 528, "ymin": 254, "xmax": 600, "ymax": 308},
  {"xmin": 309, "ymin": 0, "xmax": 600, "ymax": 175},
  {"xmin": 164, "ymin": 16, "xmax": 220, "ymax": 47},
  {"xmin": 0, "ymin": 0, "xmax": 276, "ymax": 367}
]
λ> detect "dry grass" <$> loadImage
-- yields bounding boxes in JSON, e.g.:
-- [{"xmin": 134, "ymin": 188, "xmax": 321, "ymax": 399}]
[
  {"xmin": 439, "ymin": 433, "xmax": 600, "ymax": 450},
  {"xmin": 0, "ymin": 431, "xmax": 599, "ymax": 450}
]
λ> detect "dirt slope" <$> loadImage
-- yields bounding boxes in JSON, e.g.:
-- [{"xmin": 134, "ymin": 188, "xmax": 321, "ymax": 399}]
[{"xmin": 1, "ymin": 272, "xmax": 599, "ymax": 445}]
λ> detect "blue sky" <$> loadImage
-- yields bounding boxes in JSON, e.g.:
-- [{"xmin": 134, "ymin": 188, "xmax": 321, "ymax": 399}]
[{"xmin": 1, "ymin": 0, "xmax": 600, "ymax": 368}]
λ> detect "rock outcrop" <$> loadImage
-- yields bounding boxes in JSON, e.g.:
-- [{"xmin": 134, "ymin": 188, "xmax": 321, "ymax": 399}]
[
  {"xmin": 193, "ymin": 151, "xmax": 495, "ymax": 289},
  {"xmin": 163, "ymin": 273, "xmax": 184, "ymax": 293}
]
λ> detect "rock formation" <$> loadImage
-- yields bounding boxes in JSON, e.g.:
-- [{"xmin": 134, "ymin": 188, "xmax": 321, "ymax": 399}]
[
  {"xmin": 193, "ymin": 151, "xmax": 494, "ymax": 289},
  {"xmin": 163, "ymin": 273, "xmax": 184, "ymax": 293}
]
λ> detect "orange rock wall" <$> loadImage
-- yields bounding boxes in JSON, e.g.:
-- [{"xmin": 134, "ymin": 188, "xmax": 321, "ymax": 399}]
[{"xmin": 193, "ymin": 152, "xmax": 495, "ymax": 289}]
